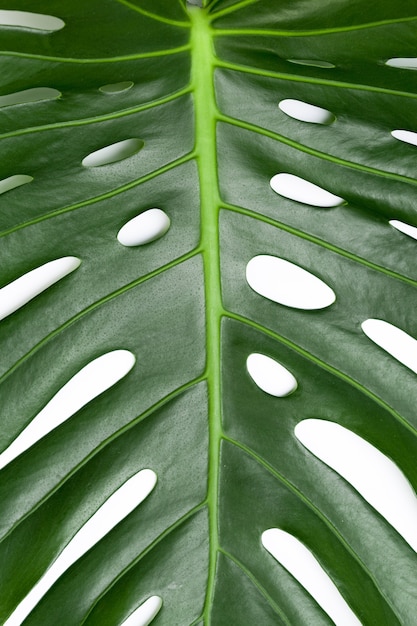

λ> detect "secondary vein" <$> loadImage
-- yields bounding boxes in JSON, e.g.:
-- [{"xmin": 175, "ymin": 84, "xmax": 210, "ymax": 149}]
[
  {"xmin": 216, "ymin": 59, "xmax": 417, "ymax": 100},
  {"xmin": 212, "ymin": 14, "xmax": 417, "ymax": 37}
]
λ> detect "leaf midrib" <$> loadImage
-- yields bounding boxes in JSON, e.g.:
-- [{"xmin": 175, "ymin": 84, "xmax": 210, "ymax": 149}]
[{"xmin": 189, "ymin": 6, "xmax": 223, "ymax": 621}]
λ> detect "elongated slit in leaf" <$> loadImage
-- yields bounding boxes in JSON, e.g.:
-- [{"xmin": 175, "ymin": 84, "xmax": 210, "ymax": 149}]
[
  {"xmin": 0, "ymin": 350, "xmax": 136, "ymax": 469},
  {"xmin": 295, "ymin": 419, "xmax": 417, "ymax": 552},
  {"xmin": 262, "ymin": 529, "xmax": 362, "ymax": 626},
  {"xmin": 4, "ymin": 470, "xmax": 157, "ymax": 626},
  {"xmin": 0, "ymin": 256, "xmax": 80, "ymax": 322}
]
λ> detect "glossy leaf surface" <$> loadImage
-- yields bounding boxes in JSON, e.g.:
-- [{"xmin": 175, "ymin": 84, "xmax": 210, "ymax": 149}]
[{"xmin": 1, "ymin": 0, "xmax": 417, "ymax": 624}]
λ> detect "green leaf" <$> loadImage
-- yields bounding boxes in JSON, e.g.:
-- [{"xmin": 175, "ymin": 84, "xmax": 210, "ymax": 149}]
[{"xmin": 1, "ymin": 0, "xmax": 417, "ymax": 624}]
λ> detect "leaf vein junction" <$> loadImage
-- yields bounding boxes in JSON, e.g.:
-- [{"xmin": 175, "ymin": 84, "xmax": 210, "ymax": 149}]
[
  {"xmin": 80, "ymin": 504, "xmax": 207, "ymax": 625},
  {"xmin": 114, "ymin": 0, "xmax": 190, "ymax": 28},
  {"xmin": 222, "ymin": 202, "xmax": 417, "ymax": 289},
  {"xmin": 219, "ymin": 548, "xmax": 292, "ymax": 625},
  {"xmin": 226, "ymin": 312, "xmax": 417, "ymax": 438},
  {"xmin": 218, "ymin": 113, "xmax": 417, "ymax": 187},
  {"xmin": 223, "ymin": 436, "xmax": 402, "ymax": 621}
]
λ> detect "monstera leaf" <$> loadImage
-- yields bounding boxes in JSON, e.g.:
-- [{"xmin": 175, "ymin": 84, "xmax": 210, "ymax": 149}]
[{"xmin": 2, "ymin": 0, "xmax": 417, "ymax": 624}]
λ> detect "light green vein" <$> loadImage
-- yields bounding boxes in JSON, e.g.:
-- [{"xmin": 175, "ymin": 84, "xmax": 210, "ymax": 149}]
[
  {"xmin": 0, "ymin": 153, "xmax": 195, "ymax": 238},
  {"xmin": 0, "ymin": 248, "xmax": 201, "ymax": 386},
  {"xmin": 0, "ymin": 44, "xmax": 191, "ymax": 64},
  {"xmin": 223, "ymin": 436, "xmax": 402, "ymax": 623},
  {"xmin": 213, "ymin": 14, "xmax": 417, "ymax": 37},
  {"xmin": 114, "ymin": 0, "xmax": 190, "ymax": 27},
  {"xmin": 222, "ymin": 202, "xmax": 417, "ymax": 289},
  {"xmin": 0, "ymin": 87, "xmax": 192, "ymax": 141},
  {"xmin": 0, "ymin": 376, "xmax": 206, "ymax": 543},
  {"xmin": 219, "ymin": 549, "xmax": 292, "ymax": 625},
  {"xmin": 216, "ymin": 59, "xmax": 417, "ymax": 100},
  {"xmin": 227, "ymin": 311, "xmax": 417, "ymax": 438},
  {"xmin": 218, "ymin": 112, "xmax": 417, "ymax": 186},
  {"xmin": 209, "ymin": 0, "xmax": 259, "ymax": 20},
  {"xmin": 189, "ymin": 6, "xmax": 223, "ymax": 623},
  {"xmin": 81, "ymin": 504, "xmax": 207, "ymax": 625}
]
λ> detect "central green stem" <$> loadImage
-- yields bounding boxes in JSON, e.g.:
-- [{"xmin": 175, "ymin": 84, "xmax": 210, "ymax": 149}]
[{"xmin": 188, "ymin": 6, "xmax": 223, "ymax": 622}]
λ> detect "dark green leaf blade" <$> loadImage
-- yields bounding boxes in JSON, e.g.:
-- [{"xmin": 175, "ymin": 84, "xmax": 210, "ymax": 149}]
[{"xmin": 1, "ymin": 1, "xmax": 417, "ymax": 625}]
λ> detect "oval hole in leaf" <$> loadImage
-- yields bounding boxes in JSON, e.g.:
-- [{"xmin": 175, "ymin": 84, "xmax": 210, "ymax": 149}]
[
  {"xmin": 246, "ymin": 255, "xmax": 336, "ymax": 310},
  {"xmin": 82, "ymin": 138, "xmax": 144, "ymax": 167},
  {"xmin": 386, "ymin": 58, "xmax": 417, "ymax": 70},
  {"xmin": 262, "ymin": 529, "xmax": 362, "ymax": 626},
  {"xmin": 117, "ymin": 209, "xmax": 171, "ymax": 247},
  {"xmin": 362, "ymin": 318, "xmax": 417, "ymax": 374},
  {"xmin": 389, "ymin": 219, "xmax": 417, "ymax": 241},
  {"xmin": 270, "ymin": 173, "xmax": 345, "ymax": 208},
  {"xmin": 0, "ymin": 10, "xmax": 64, "ymax": 31},
  {"xmin": 0, "ymin": 174, "xmax": 33, "ymax": 195},
  {"xmin": 246, "ymin": 353, "xmax": 297, "ymax": 397},
  {"xmin": 0, "ymin": 87, "xmax": 61, "ymax": 108},
  {"xmin": 0, "ymin": 349, "xmax": 136, "ymax": 470},
  {"xmin": 287, "ymin": 59, "xmax": 336, "ymax": 69},
  {"xmin": 0, "ymin": 256, "xmax": 80, "ymax": 322},
  {"xmin": 121, "ymin": 597, "xmax": 163, "ymax": 626},
  {"xmin": 99, "ymin": 81, "xmax": 134, "ymax": 94},
  {"xmin": 295, "ymin": 419, "xmax": 417, "ymax": 552},
  {"xmin": 391, "ymin": 129, "xmax": 417, "ymax": 147},
  {"xmin": 279, "ymin": 99, "xmax": 335, "ymax": 125},
  {"xmin": 4, "ymin": 470, "xmax": 157, "ymax": 626}
]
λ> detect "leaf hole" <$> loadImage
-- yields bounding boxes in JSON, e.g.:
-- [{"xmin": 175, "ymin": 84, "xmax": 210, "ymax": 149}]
[
  {"xmin": 99, "ymin": 81, "xmax": 134, "ymax": 94},
  {"xmin": 391, "ymin": 129, "xmax": 417, "ymax": 147},
  {"xmin": 0, "ymin": 10, "xmax": 64, "ymax": 31},
  {"xmin": 0, "ymin": 87, "xmax": 61, "ymax": 108},
  {"xmin": 82, "ymin": 138, "xmax": 144, "ymax": 167},
  {"xmin": 295, "ymin": 419, "xmax": 417, "ymax": 552},
  {"xmin": 262, "ymin": 529, "xmax": 362, "ymax": 626},
  {"xmin": 386, "ymin": 58, "xmax": 417, "ymax": 70},
  {"xmin": 389, "ymin": 219, "xmax": 417, "ymax": 241},
  {"xmin": 0, "ymin": 349, "xmax": 136, "ymax": 469},
  {"xmin": 287, "ymin": 59, "xmax": 336, "ymax": 69},
  {"xmin": 0, "ymin": 174, "xmax": 33, "ymax": 195},
  {"xmin": 4, "ymin": 470, "xmax": 156, "ymax": 626},
  {"xmin": 279, "ymin": 99, "xmax": 335, "ymax": 125},
  {"xmin": 270, "ymin": 173, "xmax": 345, "ymax": 208},
  {"xmin": 121, "ymin": 596, "xmax": 163, "ymax": 626},
  {"xmin": 117, "ymin": 209, "xmax": 171, "ymax": 247},
  {"xmin": 59, "ymin": 469, "xmax": 156, "ymax": 568},
  {"xmin": 246, "ymin": 255, "xmax": 336, "ymax": 310},
  {"xmin": 0, "ymin": 256, "xmax": 80, "ymax": 322},
  {"xmin": 361, "ymin": 318, "xmax": 417, "ymax": 374},
  {"xmin": 246, "ymin": 353, "xmax": 297, "ymax": 397}
]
